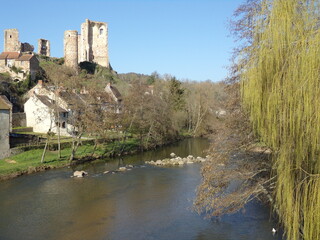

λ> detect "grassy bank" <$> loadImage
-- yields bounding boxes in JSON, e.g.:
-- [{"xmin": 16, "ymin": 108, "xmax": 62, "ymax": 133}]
[{"xmin": 0, "ymin": 138, "xmax": 140, "ymax": 180}]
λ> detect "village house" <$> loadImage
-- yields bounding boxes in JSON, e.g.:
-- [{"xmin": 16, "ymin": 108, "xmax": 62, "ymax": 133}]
[
  {"xmin": 0, "ymin": 52, "xmax": 39, "ymax": 81},
  {"xmin": 24, "ymin": 80, "xmax": 122, "ymax": 136},
  {"xmin": 0, "ymin": 29, "xmax": 41, "ymax": 81},
  {"xmin": 24, "ymin": 94, "xmax": 70, "ymax": 135},
  {"xmin": 0, "ymin": 95, "xmax": 12, "ymax": 159}
]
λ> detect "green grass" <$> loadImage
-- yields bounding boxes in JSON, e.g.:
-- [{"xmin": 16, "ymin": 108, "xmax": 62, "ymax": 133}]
[{"xmin": 0, "ymin": 138, "xmax": 140, "ymax": 178}]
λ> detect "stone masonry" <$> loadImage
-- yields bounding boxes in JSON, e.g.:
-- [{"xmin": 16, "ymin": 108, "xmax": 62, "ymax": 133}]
[
  {"xmin": 0, "ymin": 95, "xmax": 12, "ymax": 160},
  {"xmin": 4, "ymin": 29, "xmax": 34, "ymax": 53},
  {"xmin": 38, "ymin": 39, "xmax": 50, "ymax": 56},
  {"xmin": 4, "ymin": 29, "xmax": 20, "ymax": 52},
  {"xmin": 64, "ymin": 19, "xmax": 109, "ymax": 69}
]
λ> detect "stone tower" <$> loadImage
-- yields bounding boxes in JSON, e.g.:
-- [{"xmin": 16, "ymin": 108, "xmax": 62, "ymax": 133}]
[
  {"xmin": 64, "ymin": 19, "xmax": 109, "ymax": 69},
  {"xmin": 4, "ymin": 29, "xmax": 20, "ymax": 52},
  {"xmin": 64, "ymin": 30, "xmax": 79, "ymax": 68},
  {"xmin": 79, "ymin": 19, "xmax": 109, "ymax": 67},
  {"xmin": 38, "ymin": 39, "xmax": 50, "ymax": 56}
]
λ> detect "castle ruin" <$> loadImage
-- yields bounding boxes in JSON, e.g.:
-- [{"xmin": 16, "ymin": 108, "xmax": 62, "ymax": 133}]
[
  {"xmin": 64, "ymin": 19, "xmax": 109, "ymax": 69},
  {"xmin": 4, "ymin": 29, "xmax": 34, "ymax": 53},
  {"xmin": 0, "ymin": 29, "xmax": 41, "ymax": 81},
  {"xmin": 38, "ymin": 39, "xmax": 50, "ymax": 57}
]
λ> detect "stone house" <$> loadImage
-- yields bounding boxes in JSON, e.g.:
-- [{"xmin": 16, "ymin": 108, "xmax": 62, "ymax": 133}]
[
  {"xmin": 0, "ymin": 52, "xmax": 39, "ymax": 81},
  {"xmin": 24, "ymin": 80, "xmax": 122, "ymax": 135},
  {"xmin": 0, "ymin": 95, "xmax": 12, "ymax": 159},
  {"xmin": 24, "ymin": 94, "xmax": 71, "ymax": 135}
]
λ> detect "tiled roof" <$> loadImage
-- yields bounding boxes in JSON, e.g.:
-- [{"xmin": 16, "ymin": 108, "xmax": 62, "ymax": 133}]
[
  {"xmin": 16, "ymin": 54, "xmax": 34, "ymax": 61},
  {"xmin": 0, "ymin": 95, "xmax": 12, "ymax": 110},
  {"xmin": 0, "ymin": 52, "xmax": 21, "ymax": 60},
  {"xmin": 35, "ymin": 95, "xmax": 68, "ymax": 113},
  {"xmin": 58, "ymin": 91, "xmax": 82, "ymax": 105}
]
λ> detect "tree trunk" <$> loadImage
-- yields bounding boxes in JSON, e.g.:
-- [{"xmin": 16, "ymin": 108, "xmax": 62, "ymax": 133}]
[
  {"xmin": 69, "ymin": 132, "xmax": 83, "ymax": 162},
  {"xmin": 41, "ymin": 139, "xmax": 49, "ymax": 163}
]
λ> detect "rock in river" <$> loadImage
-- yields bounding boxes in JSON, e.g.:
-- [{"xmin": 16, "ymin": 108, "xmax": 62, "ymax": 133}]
[{"xmin": 73, "ymin": 170, "xmax": 88, "ymax": 178}]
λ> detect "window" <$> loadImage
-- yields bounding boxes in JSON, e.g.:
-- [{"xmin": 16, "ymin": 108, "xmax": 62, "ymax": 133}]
[
  {"xmin": 62, "ymin": 122, "xmax": 66, "ymax": 128},
  {"xmin": 100, "ymin": 28, "xmax": 104, "ymax": 35}
]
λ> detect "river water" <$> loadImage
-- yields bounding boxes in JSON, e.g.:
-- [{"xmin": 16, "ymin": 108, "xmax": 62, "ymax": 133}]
[{"xmin": 0, "ymin": 138, "xmax": 283, "ymax": 240}]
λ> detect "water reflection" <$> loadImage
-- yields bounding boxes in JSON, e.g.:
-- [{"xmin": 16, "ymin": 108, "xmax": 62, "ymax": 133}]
[{"xmin": 0, "ymin": 138, "xmax": 282, "ymax": 240}]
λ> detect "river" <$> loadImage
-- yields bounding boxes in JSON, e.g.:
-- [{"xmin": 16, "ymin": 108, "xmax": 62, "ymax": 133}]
[{"xmin": 0, "ymin": 138, "xmax": 283, "ymax": 240}]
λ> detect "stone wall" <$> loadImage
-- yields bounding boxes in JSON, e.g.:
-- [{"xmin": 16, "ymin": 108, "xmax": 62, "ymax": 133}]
[
  {"xmin": 38, "ymin": 39, "xmax": 50, "ymax": 56},
  {"xmin": 0, "ymin": 59, "xmax": 6, "ymax": 69},
  {"xmin": 79, "ymin": 19, "xmax": 109, "ymax": 67},
  {"xmin": 0, "ymin": 109, "xmax": 11, "ymax": 159},
  {"xmin": 4, "ymin": 29, "xmax": 20, "ymax": 52},
  {"xmin": 64, "ymin": 19, "xmax": 109, "ymax": 69},
  {"xmin": 12, "ymin": 112, "xmax": 26, "ymax": 127},
  {"xmin": 64, "ymin": 30, "xmax": 79, "ymax": 68}
]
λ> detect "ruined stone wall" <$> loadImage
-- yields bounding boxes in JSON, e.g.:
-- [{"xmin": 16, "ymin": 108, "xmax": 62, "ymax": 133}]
[
  {"xmin": 38, "ymin": 39, "xmax": 50, "ymax": 56},
  {"xmin": 64, "ymin": 30, "xmax": 78, "ymax": 68},
  {"xmin": 12, "ymin": 112, "xmax": 26, "ymax": 127},
  {"xmin": 64, "ymin": 19, "xmax": 109, "ymax": 69},
  {"xmin": 78, "ymin": 20, "xmax": 89, "ymax": 63},
  {"xmin": 4, "ymin": 29, "xmax": 20, "ymax": 52},
  {"xmin": 78, "ymin": 19, "xmax": 109, "ymax": 67},
  {"xmin": 90, "ymin": 20, "xmax": 108, "ymax": 67}
]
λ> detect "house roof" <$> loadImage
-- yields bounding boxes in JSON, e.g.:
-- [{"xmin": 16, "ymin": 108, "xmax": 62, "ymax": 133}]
[
  {"xmin": 16, "ymin": 54, "xmax": 35, "ymax": 61},
  {"xmin": 59, "ymin": 91, "xmax": 110, "ymax": 106},
  {"xmin": 35, "ymin": 94, "xmax": 68, "ymax": 113},
  {"xmin": 58, "ymin": 91, "xmax": 82, "ymax": 105},
  {"xmin": 0, "ymin": 52, "xmax": 21, "ymax": 60},
  {"xmin": 0, "ymin": 95, "xmax": 13, "ymax": 110}
]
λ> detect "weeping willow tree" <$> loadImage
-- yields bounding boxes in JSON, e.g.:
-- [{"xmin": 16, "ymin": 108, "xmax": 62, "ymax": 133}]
[{"xmin": 242, "ymin": 0, "xmax": 320, "ymax": 239}]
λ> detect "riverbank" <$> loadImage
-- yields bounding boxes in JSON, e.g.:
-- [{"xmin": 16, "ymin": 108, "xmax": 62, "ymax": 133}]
[{"xmin": 0, "ymin": 136, "xmax": 187, "ymax": 181}]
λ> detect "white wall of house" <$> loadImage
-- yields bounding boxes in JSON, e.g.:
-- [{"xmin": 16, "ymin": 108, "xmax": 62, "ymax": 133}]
[
  {"xmin": 25, "ymin": 95, "xmax": 73, "ymax": 136},
  {"xmin": 25, "ymin": 96, "xmax": 54, "ymax": 134}
]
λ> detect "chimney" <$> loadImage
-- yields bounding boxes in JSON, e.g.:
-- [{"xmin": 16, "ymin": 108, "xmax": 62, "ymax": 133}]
[{"xmin": 38, "ymin": 80, "xmax": 43, "ymax": 86}]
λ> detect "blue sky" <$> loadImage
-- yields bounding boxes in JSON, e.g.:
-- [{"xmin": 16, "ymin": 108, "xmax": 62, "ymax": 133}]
[{"xmin": 0, "ymin": 0, "xmax": 243, "ymax": 81}]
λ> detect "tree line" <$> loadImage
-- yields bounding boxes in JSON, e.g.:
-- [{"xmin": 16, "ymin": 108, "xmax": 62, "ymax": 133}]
[{"xmin": 39, "ymin": 59, "xmax": 226, "ymax": 162}]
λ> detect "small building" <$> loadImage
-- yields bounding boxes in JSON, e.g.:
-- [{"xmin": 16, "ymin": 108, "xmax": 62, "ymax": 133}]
[
  {"xmin": 0, "ymin": 95, "xmax": 12, "ymax": 159},
  {"xmin": 0, "ymin": 28, "xmax": 41, "ymax": 81},
  {"xmin": 0, "ymin": 52, "xmax": 39, "ymax": 81},
  {"xmin": 24, "ymin": 80, "xmax": 123, "ymax": 135},
  {"xmin": 24, "ymin": 94, "xmax": 71, "ymax": 135}
]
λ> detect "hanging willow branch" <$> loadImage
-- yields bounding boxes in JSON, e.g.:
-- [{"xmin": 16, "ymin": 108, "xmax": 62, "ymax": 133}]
[{"xmin": 241, "ymin": 0, "xmax": 320, "ymax": 239}]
